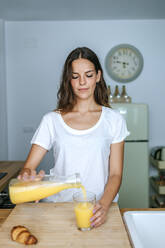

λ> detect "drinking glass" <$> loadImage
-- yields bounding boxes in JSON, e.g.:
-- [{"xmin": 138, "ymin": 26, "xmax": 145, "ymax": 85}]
[{"xmin": 73, "ymin": 191, "xmax": 96, "ymax": 231}]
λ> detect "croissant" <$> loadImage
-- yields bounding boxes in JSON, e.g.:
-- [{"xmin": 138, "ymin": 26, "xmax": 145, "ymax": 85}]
[{"xmin": 11, "ymin": 225, "xmax": 38, "ymax": 245}]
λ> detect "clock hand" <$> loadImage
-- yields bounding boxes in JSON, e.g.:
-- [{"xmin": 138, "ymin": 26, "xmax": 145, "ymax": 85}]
[
  {"xmin": 123, "ymin": 62, "xmax": 129, "ymax": 65},
  {"xmin": 116, "ymin": 61, "xmax": 129, "ymax": 65}
]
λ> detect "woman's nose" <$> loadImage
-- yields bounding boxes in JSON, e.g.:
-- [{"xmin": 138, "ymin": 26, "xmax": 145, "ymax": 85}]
[{"xmin": 79, "ymin": 76, "xmax": 86, "ymax": 85}]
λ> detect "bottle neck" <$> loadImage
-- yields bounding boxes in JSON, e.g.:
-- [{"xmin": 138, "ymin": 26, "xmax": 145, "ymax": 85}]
[
  {"xmin": 121, "ymin": 86, "xmax": 127, "ymax": 96},
  {"xmin": 114, "ymin": 86, "xmax": 120, "ymax": 97}
]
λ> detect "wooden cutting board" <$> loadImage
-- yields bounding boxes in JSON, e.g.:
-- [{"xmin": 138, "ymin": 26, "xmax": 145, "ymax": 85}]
[{"xmin": 0, "ymin": 202, "xmax": 131, "ymax": 247}]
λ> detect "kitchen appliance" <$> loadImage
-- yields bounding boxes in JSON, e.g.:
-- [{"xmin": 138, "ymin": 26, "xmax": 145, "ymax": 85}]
[
  {"xmin": 151, "ymin": 146, "xmax": 165, "ymax": 161},
  {"xmin": 0, "ymin": 172, "xmax": 8, "ymax": 180},
  {"xmin": 0, "ymin": 190, "xmax": 15, "ymax": 209},
  {"xmin": 111, "ymin": 103, "xmax": 149, "ymax": 208}
]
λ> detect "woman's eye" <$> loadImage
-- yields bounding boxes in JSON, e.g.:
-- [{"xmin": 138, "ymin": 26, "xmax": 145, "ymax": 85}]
[
  {"xmin": 86, "ymin": 74, "xmax": 93, "ymax": 78},
  {"xmin": 72, "ymin": 76, "xmax": 78, "ymax": 79}
]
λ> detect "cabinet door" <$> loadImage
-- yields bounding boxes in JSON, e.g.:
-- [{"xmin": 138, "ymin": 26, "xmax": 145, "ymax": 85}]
[{"xmin": 118, "ymin": 142, "xmax": 149, "ymax": 208}]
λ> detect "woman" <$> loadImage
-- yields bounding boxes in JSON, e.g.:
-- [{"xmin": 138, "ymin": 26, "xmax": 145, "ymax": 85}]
[{"xmin": 18, "ymin": 47, "xmax": 129, "ymax": 228}]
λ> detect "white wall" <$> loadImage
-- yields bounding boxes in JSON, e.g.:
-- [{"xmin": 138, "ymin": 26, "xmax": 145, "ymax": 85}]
[
  {"xmin": 0, "ymin": 20, "xmax": 8, "ymax": 160},
  {"xmin": 4, "ymin": 20, "xmax": 165, "ymax": 169}
]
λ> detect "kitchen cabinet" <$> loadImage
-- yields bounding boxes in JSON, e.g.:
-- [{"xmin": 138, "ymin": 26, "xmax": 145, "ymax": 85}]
[{"xmin": 150, "ymin": 156, "xmax": 165, "ymax": 207}]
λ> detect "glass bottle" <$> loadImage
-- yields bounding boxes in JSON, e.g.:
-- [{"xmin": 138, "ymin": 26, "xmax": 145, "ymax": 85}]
[
  {"xmin": 9, "ymin": 173, "xmax": 82, "ymax": 204},
  {"xmin": 113, "ymin": 85, "xmax": 121, "ymax": 103},
  {"xmin": 107, "ymin": 85, "xmax": 114, "ymax": 103},
  {"xmin": 120, "ymin": 85, "xmax": 132, "ymax": 103}
]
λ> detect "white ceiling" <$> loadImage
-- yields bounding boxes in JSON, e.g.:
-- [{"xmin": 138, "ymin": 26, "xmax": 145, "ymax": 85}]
[{"xmin": 0, "ymin": 0, "xmax": 165, "ymax": 21}]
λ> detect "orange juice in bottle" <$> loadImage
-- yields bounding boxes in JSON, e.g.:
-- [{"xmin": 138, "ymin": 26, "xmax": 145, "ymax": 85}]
[{"xmin": 9, "ymin": 173, "xmax": 82, "ymax": 204}]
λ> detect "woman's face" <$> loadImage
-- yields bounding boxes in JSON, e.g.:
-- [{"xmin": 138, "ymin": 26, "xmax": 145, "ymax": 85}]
[{"xmin": 70, "ymin": 58, "xmax": 101, "ymax": 101}]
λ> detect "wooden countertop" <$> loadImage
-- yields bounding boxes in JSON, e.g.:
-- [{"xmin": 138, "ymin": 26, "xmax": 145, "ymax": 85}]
[
  {"xmin": 0, "ymin": 203, "xmax": 131, "ymax": 247},
  {"xmin": 1, "ymin": 207, "xmax": 165, "ymax": 226},
  {"xmin": 120, "ymin": 207, "xmax": 165, "ymax": 215},
  {"xmin": 1, "ymin": 206, "xmax": 165, "ymax": 247},
  {"xmin": 0, "ymin": 209, "xmax": 11, "ymax": 226},
  {"xmin": 0, "ymin": 161, "xmax": 24, "ymax": 192}
]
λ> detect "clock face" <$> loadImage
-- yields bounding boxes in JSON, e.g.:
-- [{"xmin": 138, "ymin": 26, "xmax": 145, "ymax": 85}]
[{"xmin": 105, "ymin": 44, "xmax": 144, "ymax": 83}]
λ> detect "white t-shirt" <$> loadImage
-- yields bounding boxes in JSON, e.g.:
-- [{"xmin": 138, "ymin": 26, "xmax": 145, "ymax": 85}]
[{"xmin": 31, "ymin": 106, "xmax": 130, "ymax": 202}]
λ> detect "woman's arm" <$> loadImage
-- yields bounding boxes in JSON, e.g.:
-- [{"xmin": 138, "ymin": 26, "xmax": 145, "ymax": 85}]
[
  {"xmin": 18, "ymin": 144, "xmax": 47, "ymax": 180},
  {"xmin": 100, "ymin": 141, "xmax": 124, "ymax": 207},
  {"xmin": 91, "ymin": 141, "xmax": 125, "ymax": 228}
]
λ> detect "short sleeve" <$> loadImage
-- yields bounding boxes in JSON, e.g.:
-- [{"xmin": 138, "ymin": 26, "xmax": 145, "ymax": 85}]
[
  {"xmin": 112, "ymin": 115, "xmax": 130, "ymax": 144},
  {"xmin": 31, "ymin": 115, "xmax": 54, "ymax": 151}
]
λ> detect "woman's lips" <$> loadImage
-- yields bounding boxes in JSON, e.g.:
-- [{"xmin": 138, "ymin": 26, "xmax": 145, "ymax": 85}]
[{"xmin": 78, "ymin": 88, "xmax": 88, "ymax": 91}]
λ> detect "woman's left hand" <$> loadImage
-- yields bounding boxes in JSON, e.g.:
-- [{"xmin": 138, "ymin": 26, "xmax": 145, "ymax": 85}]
[{"xmin": 90, "ymin": 202, "xmax": 109, "ymax": 228}]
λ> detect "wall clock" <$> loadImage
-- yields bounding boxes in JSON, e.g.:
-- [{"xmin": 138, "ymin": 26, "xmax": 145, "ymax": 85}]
[{"xmin": 105, "ymin": 44, "xmax": 144, "ymax": 83}]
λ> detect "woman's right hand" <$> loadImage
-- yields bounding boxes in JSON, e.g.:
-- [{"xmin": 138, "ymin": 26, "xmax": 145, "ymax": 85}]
[
  {"xmin": 17, "ymin": 168, "xmax": 45, "ymax": 181},
  {"xmin": 17, "ymin": 168, "xmax": 45, "ymax": 203}
]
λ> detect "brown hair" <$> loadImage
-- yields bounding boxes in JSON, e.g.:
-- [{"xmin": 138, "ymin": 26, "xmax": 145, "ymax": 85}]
[{"xmin": 57, "ymin": 47, "xmax": 110, "ymax": 112}]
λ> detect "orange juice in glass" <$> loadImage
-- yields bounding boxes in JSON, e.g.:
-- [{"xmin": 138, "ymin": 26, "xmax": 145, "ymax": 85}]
[{"xmin": 73, "ymin": 191, "xmax": 96, "ymax": 231}]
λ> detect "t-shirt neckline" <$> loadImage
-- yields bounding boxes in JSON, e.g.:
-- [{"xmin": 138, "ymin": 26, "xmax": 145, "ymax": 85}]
[{"xmin": 57, "ymin": 106, "xmax": 105, "ymax": 135}]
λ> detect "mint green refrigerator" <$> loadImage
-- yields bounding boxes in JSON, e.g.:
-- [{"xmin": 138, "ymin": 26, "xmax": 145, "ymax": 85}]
[{"xmin": 111, "ymin": 103, "xmax": 149, "ymax": 208}]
